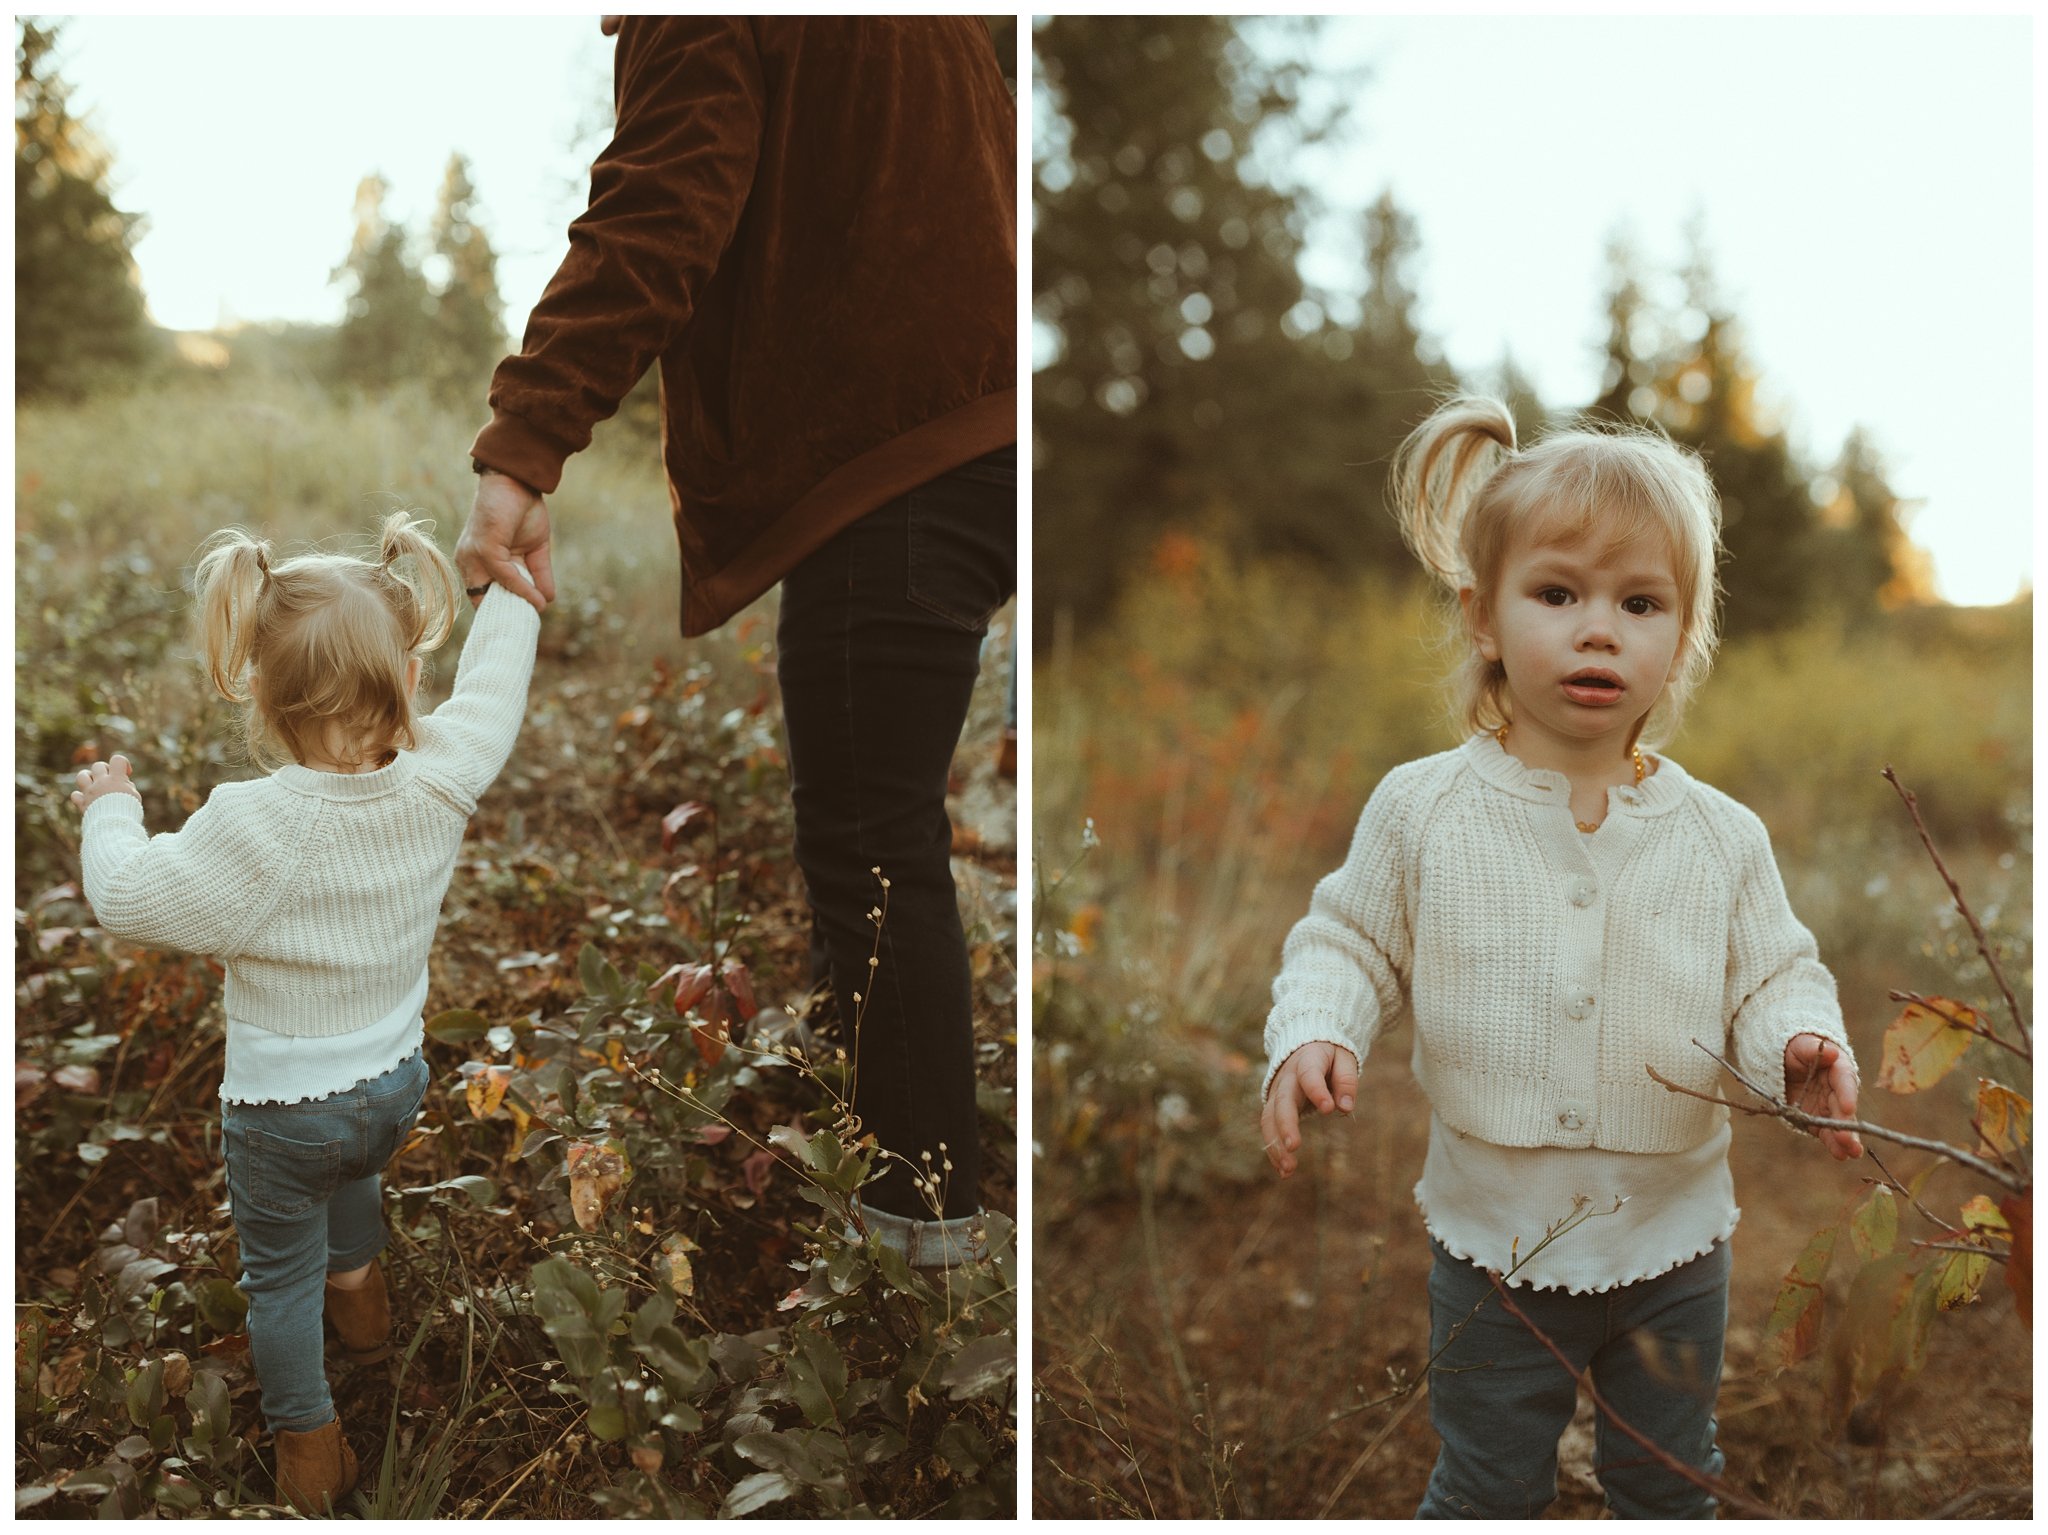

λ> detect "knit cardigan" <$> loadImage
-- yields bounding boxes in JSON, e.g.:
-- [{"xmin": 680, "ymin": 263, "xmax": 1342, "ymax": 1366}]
[
  {"xmin": 1263, "ymin": 735, "xmax": 1852, "ymax": 1154},
  {"xmin": 79, "ymin": 585, "xmax": 540, "ymax": 1037}
]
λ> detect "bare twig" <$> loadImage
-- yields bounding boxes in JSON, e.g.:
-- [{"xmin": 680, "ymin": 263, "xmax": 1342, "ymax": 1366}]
[
  {"xmin": 1916, "ymin": 1240, "xmax": 2009, "ymax": 1266},
  {"xmin": 1882, "ymin": 766, "xmax": 2030, "ymax": 1059},
  {"xmin": 1484, "ymin": 1275, "xmax": 1782, "ymax": 1520},
  {"xmin": 1887, "ymin": 988, "xmax": 2029, "ymax": 1064},
  {"xmin": 1645, "ymin": 1051, "xmax": 2028, "ymax": 1195},
  {"xmin": 1861, "ymin": 1147, "xmax": 1965, "ymax": 1240}
]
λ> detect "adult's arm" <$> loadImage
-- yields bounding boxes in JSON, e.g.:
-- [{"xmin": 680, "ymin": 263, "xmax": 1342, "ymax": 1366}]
[{"xmin": 470, "ymin": 19, "xmax": 765, "ymax": 494}]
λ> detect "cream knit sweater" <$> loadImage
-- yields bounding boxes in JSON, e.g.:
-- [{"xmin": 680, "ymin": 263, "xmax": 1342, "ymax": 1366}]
[
  {"xmin": 1264, "ymin": 734, "xmax": 1852, "ymax": 1154},
  {"xmin": 80, "ymin": 585, "xmax": 541, "ymax": 1038}
]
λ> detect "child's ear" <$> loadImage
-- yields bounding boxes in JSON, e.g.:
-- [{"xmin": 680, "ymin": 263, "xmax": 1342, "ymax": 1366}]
[
  {"xmin": 405, "ymin": 655, "xmax": 423, "ymax": 697},
  {"xmin": 1459, "ymin": 586, "xmax": 1500, "ymax": 663}
]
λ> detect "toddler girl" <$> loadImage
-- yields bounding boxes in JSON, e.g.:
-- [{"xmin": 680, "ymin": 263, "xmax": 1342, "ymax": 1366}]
[
  {"xmin": 1258, "ymin": 397, "xmax": 1863, "ymax": 1519},
  {"xmin": 73, "ymin": 512, "xmax": 539, "ymax": 1514}
]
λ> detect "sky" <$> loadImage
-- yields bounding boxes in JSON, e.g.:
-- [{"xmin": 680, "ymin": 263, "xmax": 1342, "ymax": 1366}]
[
  {"xmin": 54, "ymin": 16, "xmax": 612, "ymax": 334},
  {"xmin": 1265, "ymin": 15, "xmax": 2034, "ymax": 607},
  {"xmin": 41, "ymin": 16, "xmax": 2036, "ymax": 606}
]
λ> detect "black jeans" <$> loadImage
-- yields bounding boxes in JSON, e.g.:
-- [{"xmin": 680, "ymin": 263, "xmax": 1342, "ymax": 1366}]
[{"xmin": 776, "ymin": 445, "xmax": 1015, "ymax": 1219}]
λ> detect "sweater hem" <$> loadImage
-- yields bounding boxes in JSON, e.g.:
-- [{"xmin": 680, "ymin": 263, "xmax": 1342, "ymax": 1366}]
[{"xmin": 678, "ymin": 387, "xmax": 1017, "ymax": 636}]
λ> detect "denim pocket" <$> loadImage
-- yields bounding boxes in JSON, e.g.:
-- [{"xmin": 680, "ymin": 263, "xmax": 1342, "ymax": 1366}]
[
  {"xmin": 225, "ymin": 1120, "xmax": 347, "ymax": 1219},
  {"xmin": 906, "ymin": 459, "xmax": 1016, "ymax": 633}
]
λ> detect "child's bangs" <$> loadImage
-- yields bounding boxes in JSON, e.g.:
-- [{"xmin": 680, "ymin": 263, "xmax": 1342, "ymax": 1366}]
[{"xmin": 1512, "ymin": 450, "xmax": 1695, "ymax": 587}]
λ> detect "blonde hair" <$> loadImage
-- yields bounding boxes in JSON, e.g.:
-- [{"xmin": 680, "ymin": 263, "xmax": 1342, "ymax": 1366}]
[
  {"xmin": 192, "ymin": 511, "xmax": 460, "ymax": 771},
  {"xmin": 1390, "ymin": 395, "xmax": 1724, "ymax": 750}
]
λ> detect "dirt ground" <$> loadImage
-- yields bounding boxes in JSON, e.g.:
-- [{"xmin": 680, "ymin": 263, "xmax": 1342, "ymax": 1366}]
[{"xmin": 1033, "ymin": 1044, "xmax": 2033, "ymax": 1520}]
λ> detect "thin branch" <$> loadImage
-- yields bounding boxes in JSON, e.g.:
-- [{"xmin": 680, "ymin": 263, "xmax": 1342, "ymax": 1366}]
[
  {"xmin": 1887, "ymin": 988, "xmax": 2029, "ymax": 1065},
  {"xmin": 1645, "ymin": 1051, "xmax": 2028, "ymax": 1195},
  {"xmin": 1916, "ymin": 1240, "xmax": 2009, "ymax": 1266},
  {"xmin": 1861, "ymin": 1147, "xmax": 1965, "ymax": 1240},
  {"xmin": 1882, "ymin": 766, "xmax": 2030, "ymax": 1059},
  {"xmin": 1484, "ymin": 1274, "xmax": 1782, "ymax": 1520}
]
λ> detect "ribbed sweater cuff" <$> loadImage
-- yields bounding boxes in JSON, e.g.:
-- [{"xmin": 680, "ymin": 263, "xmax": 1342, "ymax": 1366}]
[{"xmin": 1261, "ymin": 1014, "xmax": 1367, "ymax": 1103}]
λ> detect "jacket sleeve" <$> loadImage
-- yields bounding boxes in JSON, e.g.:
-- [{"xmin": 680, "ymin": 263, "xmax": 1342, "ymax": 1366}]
[
  {"xmin": 79, "ymin": 788, "xmax": 265, "ymax": 957},
  {"xmin": 414, "ymin": 584, "xmax": 542, "ymax": 803},
  {"xmin": 1262, "ymin": 769, "xmax": 1418, "ymax": 1101},
  {"xmin": 471, "ymin": 18, "xmax": 764, "ymax": 491},
  {"xmin": 1723, "ymin": 810, "xmax": 1854, "ymax": 1101}
]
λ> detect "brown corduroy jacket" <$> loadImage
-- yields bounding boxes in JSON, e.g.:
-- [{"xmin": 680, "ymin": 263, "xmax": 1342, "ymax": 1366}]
[{"xmin": 471, "ymin": 17, "xmax": 1017, "ymax": 636}]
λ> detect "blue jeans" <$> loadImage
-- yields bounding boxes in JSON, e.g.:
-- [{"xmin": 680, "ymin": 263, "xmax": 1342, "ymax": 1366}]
[
  {"xmin": 1417, "ymin": 1236, "xmax": 1729, "ymax": 1519},
  {"xmin": 221, "ymin": 1049, "xmax": 430, "ymax": 1432}
]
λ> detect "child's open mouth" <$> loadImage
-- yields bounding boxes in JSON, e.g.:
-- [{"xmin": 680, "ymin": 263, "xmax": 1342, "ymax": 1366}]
[{"xmin": 1562, "ymin": 670, "xmax": 1626, "ymax": 706}]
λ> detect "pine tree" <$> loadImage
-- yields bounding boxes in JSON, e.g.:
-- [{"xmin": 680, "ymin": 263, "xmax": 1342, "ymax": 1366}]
[
  {"xmin": 424, "ymin": 153, "xmax": 508, "ymax": 401},
  {"xmin": 1033, "ymin": 16, "xmax": 1328, "ymax": 627},
  {"xmin": 15, "ymin": 19, "xmax": 155, "ymax": 398},
  {"xmin": 331, "ymin": 174, "xmax": 431, "ymax": 390}
]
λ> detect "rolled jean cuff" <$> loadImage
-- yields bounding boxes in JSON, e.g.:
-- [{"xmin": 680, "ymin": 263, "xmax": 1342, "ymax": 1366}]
[
  {"xmin": 328, "ymin": 1223, "xmax": 389, "ymax": 1274},
  {"xmin": 857, "ymin": 1201, "xmax": 988, "ymax": 1268}
]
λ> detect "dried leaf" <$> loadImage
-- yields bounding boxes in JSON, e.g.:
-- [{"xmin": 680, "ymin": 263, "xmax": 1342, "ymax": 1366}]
[
  {"xmin": 1875, "ymin": 999, "xmax": 1978, "ymax": 1093},
  {"xmin": 659, "ymin": 1234, "xmax": 698, "ymax": 1299},
  {"xmin": 2001, "ymin": 1191, "xmax": 2032, "ymax": 1329},
  {"xmin": 565, "ymin": 1141, "xmax": 627, "ymax": 1232},
  {"xmin": 466, "ymin": 1065, "xmax": 512, "ymax": 1121},
  {"xmin": 1974, "ymin": 1079, "xmax": 2031, "ymax": 1159},
  {"xmin": 1762, "ymin": 1223, "xmax": 1837, "ymax": 1374},
  {"xmin": 1960, "ymin": 1194, "xmax": 2012, "ymax": 1241},
  {"xmin": 661, "ymin": 801, "xmax": 710, "ymax": 853}
]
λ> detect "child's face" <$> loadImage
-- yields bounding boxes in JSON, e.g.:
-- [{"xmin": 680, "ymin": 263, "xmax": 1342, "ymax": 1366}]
[{"xmin": 1467, "ymin": 524, "xmax": 1684, "ymax": 756}]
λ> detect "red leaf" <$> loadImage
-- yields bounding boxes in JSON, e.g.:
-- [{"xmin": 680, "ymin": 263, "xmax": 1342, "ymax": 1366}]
[
  {"xmin": 660, "ymin": 802, "xmax": 710, "ymax": 853},
  {"xmin": 741, "ymin": 1147, "xmax": 775, "ymax": 1199},
  {"xmin": 722, "ymin": 961, "xmax": 758, "ymax": 1021},
  {"xmin": 2001, "ymin": 1191, "xmax": 2032, "ymax": 1330},
  {"xmin": 671, "ymin": 964, "xmax": 715, "ymax": 1015}
]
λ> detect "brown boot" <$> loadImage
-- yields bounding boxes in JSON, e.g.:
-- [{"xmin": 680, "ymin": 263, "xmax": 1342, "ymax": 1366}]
[
  {"xmin": 325, "ymin": 1261, "xmax": 394, "ymax": 1364},
  {"xmin": 274, "ymin": 1415, "xmax": 358, "ymax": 1516}
]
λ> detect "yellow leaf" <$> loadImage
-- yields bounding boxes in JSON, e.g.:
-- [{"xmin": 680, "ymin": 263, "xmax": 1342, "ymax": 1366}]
[
  {"xmin": 465, "ymin": 1064, "xmax": 512, "ymax": 1120},
  {"xmin": 1933, "ymin": 1247, "xmax": 1989, "ymax": 1310},
  {"xmin": 1875, "ymin": 1000, "xmax": 1978, "ymax": 1094},
  {"xmin": 1960, "ymin": 1194, "xmax": 2011, "ymax": 1241},
  {"xmin": 1975, "ymin": 1079, "xmax": 2031, "ymax": 1159},
  {"xmin": 659, "ymin": 1233, "xmax": 699, "ymax": 1299}
]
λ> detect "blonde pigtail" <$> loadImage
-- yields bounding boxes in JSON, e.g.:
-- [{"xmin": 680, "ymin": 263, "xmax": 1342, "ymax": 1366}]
[
  {"xmin": 1390, "ymin": 395, "xmax": 1518, "ymax": 592},
  {"xmin": 191, "ymin": 530, "xmax": 274, "ymax": 704},
  {"xmin": 375, "ymin": 511, "xmax": 460, "ymax": 657}
]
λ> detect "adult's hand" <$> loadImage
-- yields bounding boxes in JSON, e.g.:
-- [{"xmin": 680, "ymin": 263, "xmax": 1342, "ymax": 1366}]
[{"xmin": 457, "ymin": 471, "xmax": 557, "ymax": 612}]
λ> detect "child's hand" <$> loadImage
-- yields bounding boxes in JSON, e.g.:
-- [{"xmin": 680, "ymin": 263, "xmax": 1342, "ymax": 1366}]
[
  {"xmin": 1261, "ymin": 1041, "xmax": 1359, "ymax": 1178},
  {"xmin": 70, "ymin": 754, "xmax": 142, "ymax": 813},
  {"xmin": 1784, "ymin": 1033, "xmax": 1863, "ymax": 1160}
]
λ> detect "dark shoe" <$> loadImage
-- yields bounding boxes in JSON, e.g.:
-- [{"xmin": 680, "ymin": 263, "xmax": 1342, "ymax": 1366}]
[
  {"xmin": 325, "ymin": 1261, "xmax": 393, "ymax": 1364},
  {"xmin": 274, "ymin": 1414, "xmax": 358, "ymax": 1515}
]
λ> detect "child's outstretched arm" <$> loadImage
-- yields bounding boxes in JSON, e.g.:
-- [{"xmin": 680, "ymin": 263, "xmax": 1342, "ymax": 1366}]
[
  {"xmin": 1258, "ymin": 766, "xmax": 1423, "ymax": 1175},
  {"xmin": 415, "ymin": 580, "xmax": 543, "ymax": 800},
  {"xmin": 1262, "ymin": 1041, "xmax": 1359, "ymax": 1177},
  {"xmin": 76, "ymin": 757, "xmax": 265, "ymax": 956},
  {"xmin": 1722, "ymin": 806, "xmax": 1861, "ymax": 1156}
]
